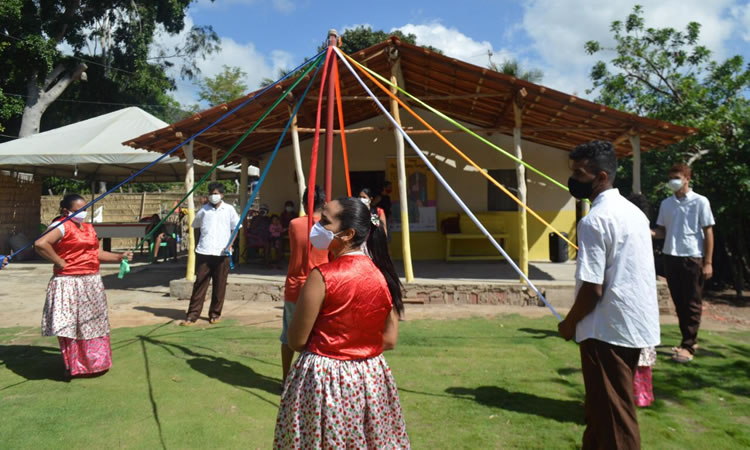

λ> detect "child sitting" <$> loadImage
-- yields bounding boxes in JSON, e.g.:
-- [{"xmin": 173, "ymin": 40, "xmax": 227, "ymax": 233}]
[{"xmin": 268, "ymin": 215, "xmax": 284, "ymax": 269}]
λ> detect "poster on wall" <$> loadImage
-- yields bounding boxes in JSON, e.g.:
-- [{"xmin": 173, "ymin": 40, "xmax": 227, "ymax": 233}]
[{"xmin": 385, "ymin": 157, "xmax": 437, "ymax": 232}]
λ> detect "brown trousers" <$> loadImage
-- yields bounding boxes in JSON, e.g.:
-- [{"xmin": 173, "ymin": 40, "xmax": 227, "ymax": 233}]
[
  {"xmin": 663, "ymin": 255, "xmax": 704, "ymax": 353},
  {"xmin": 580, "ymin": 339, "xmax": 641, "ymax": 450},
  {"xmin": 186, "ymin": 253, "xmax": 230, "ymax": 321}
]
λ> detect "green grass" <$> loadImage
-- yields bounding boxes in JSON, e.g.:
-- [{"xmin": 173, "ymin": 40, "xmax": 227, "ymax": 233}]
[{"xmin": 0, "ymin": 316, "xmax": 748, "ymax": 449}]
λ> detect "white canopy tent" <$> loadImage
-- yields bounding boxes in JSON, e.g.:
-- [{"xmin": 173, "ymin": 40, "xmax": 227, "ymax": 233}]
[{"xmin": 0, "ymin": 107, "xmax": 257, "ymax": 183}]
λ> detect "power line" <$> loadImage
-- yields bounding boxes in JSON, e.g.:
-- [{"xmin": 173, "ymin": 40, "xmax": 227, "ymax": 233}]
[{"xmin": 4, "ymin": 92, "xmax": 190, "ymax": 111}]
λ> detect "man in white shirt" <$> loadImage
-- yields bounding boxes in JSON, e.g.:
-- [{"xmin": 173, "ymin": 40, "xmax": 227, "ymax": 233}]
[
  {"xmin": 181, "ymin": 182, "xmax": 240, "ymax": 326},
  {"xmin": 559, "ymin": 141, "xmax": 660, "ymax": 450},
  {"xmin": 654, "ymin": 163, "xmax": 715, "ymax": 363}
]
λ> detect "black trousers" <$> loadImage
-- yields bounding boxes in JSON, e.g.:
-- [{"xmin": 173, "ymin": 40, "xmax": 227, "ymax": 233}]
[
  {"xmin": 186, "ymin": 253, "xmax": 229, "ymax": 321},
  {"xmin": 663, "ymin": 255, "xmax": 704, "ymax": 353}
]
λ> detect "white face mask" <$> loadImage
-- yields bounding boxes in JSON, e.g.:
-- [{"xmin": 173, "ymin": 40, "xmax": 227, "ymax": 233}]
[
  {"xmin": 285, "ymin": 206, "xmax": 294, "ymax": 212},
  {"xmin": 68, "ymin": 210, "xmax": 87, "ymax": 223},
  {"xmin": 667, "ymin": 178, "xmax": 684, "ymax": 192},
  {"xmin": 208, "ymin": 194, "xmax": 222, "ymax": 205},
  {"xmin": 309, "ymin": 222, "xmax": 342, "ymax": 250},
  {"xmin": 360, "ymin": 197, "xmax": 371, "ymax": 207}
]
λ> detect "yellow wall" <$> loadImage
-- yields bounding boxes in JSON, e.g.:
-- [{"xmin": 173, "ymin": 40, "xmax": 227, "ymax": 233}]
[{"xmin": 257, "ymin": 108, "xmax": 578, "ymax": 262}]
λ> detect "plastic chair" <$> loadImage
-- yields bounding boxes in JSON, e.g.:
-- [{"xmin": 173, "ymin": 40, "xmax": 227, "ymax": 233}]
[{"xmin": 149, "ymin": 233, "xmax": 175, "ymax": 263}]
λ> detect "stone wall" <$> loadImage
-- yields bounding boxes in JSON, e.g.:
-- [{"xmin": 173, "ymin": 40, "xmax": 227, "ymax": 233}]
[{"xmin": 0, "ymin": 173, "xmax": 41, "ymax": 255}]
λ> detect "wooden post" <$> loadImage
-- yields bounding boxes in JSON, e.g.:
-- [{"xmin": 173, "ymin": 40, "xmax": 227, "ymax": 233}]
[
  {"xmin": 629, "ymin": 133, "xmax": 641, "ymax": 194},
  {"xmin": 184, "ymin": 141, "xmax": 196, "ymax": 281},
  {"xmin": 513, "ymin": 101, "xmax": 529, "ymax": 279},
  {"xmin": 388, "ymin": 47, "xmax": 415, "ymax": 283},
  {"xmin": 288, "ymin": 103, "xmax": 306, "ymax": 216},
  {"xmin": 210, "ymin": 149, "xmax": 218, "ymax": 182},
  {"xmin": 324, "ymin": 29, "xmax": 338, "ymax": 201},
  {"xmin": 138, "ymin": 192, "xmax": 147, "ymax": 220},
  {"xmin": 239, "ymin": 157, "xmax": 249, "ymax": 263}
]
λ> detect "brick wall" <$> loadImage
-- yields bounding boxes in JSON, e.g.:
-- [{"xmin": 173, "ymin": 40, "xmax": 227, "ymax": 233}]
[
  {"xmin": 41, "ymin": 192, "xmax": 244, "ymax": 249},
  {"xmin": 0, "ymin": 173, "xmax": 42, "ymax": 254}
]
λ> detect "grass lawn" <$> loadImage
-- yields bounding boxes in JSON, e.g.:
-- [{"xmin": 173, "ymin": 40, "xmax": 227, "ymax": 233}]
[{"xmin": 1, "ymin": 315, "xmax": 748, "ymax": 449}]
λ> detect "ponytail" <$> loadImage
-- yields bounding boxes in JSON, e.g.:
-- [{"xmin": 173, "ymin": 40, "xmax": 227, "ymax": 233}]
[
  {"xmin": 335, "ymin": 197, "xmax": 404, "ymax": 316},
  {"xmin": 366, "ymin": 217, "xmax": 404, "ymax": 316}
]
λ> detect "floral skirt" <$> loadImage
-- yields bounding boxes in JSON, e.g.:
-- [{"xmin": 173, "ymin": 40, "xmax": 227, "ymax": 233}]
[
  {"xmin": 274, "ymin": 352, "xmax": 409, "ymax": 449},
  {"xmin": 633, "ymin": 366, "xmax": 654, "ymax": 407},
  {"xmin": 58, "ymin": 335, "xmax": 112, "ymax": 376},
  {"xmin": 42, "ymin": 274, "xmax": 110, "ymax": 340}
]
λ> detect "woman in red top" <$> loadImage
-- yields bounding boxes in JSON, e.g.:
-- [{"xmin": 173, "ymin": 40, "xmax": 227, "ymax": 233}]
[
  {"xmin": 35, "ymin": 194, "xmax": 132, "ymax": 377},
  {"xmin": 274, "ymin": 197, "xmax": 408, "ymax": 449}
]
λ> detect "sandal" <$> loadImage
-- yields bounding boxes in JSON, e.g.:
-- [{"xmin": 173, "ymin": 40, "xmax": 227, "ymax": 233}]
[
  {"xmin": 209, "ymin": 317, "xmax": 221, "ymax": 325},
  {"xmin": 179, "ymin": 320, "xmax": 196, "ymax": 327},
  {"xmin": 671, "ymin": 348, "xmax": 693, "ymax": 363}
]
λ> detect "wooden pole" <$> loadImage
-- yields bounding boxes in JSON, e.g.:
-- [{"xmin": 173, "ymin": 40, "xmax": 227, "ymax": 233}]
[
  {"xmin": 239, "ymin": 157, "xmax": 249, "ymax": 263},
  {"xmin": 513, "ymin": 101, "xmax": 529, "ymax": 278},
  {"xmin": 184, "ymin": 141, "xmax": 196, "ymax": 281},
  {"xmin": 629, "ymin": 133, "xmax": 641, "ymax": 194},
  {"xmin": 288, "ymin": 103, "xmax": 306, "ymax": 216},
  {"xmin": 138, "ymin": 192, "xmax": 147, "ymax": 220},
  {"xmin": 389, "ymin": 47, "xmax": 415, "ymax": 283},
  {"xmin": 210, "ymin": 149, "xmax": 218, "ymax": 182},
  {"xmin": 323, "ymin": 29, "xmax": 338, "ymax": 201}
]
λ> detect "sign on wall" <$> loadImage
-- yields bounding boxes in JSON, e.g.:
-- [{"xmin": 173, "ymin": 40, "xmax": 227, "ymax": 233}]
[{"xmin": 385, "ymin": 157, "xmax": 437, "ymax": 232}]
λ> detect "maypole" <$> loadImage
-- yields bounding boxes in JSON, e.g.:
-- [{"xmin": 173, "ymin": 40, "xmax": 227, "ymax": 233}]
[{"xmin": 324, "ymin": 29, "xmax": 338, "ymax": 201}]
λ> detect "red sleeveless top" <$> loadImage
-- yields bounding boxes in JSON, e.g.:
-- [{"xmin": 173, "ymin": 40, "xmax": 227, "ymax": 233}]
[
  {"xmin": 306, "ymin": 254, "xmax": 393, "ymax": 360},
  {"xmin": 52, "ymin": 220, "xmax": 100, "ymax": 276}
]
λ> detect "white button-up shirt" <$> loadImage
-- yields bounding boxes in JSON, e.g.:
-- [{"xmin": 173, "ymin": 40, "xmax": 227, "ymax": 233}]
[
  {"xmin": 575, "ymin": 189, "xmax": 661, "ymax": 348},
  {"xmin": 193, "ymin": 202, "xmax": 240, "ymax": 256},
  {"xmin": 656, "ymin": 190, "xmax": 715, "ymax": 258}
]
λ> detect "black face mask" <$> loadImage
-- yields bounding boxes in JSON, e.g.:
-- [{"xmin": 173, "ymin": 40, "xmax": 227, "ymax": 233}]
[{"xmin": 568, "ymin": 177, "xmax": 594, "ymax": 200}]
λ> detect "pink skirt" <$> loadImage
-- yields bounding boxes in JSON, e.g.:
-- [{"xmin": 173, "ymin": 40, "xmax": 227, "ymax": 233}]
[
  {"xmin": 633, "ymin": 366, "xmax": 654, "ymax": 407},
  {"xmin": 274, "ymin": 352, "xmax": 409, "ymax": 449},
  {"xmin": 58, "ymin": 335, "xmax": 112, "ymax": 376}
]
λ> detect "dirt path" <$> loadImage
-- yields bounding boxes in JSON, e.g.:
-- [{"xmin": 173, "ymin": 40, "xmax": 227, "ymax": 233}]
[{"xmin": 1, "ymin": 263, "xmax": 748, "ymax": 333}]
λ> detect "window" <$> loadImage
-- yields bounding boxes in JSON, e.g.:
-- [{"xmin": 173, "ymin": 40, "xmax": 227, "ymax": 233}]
[{"xmin": 487, "ymin": 169, "xmax": 518, "ymax": 211}]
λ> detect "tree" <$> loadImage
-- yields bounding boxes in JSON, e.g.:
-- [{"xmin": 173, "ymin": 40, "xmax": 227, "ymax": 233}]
[
  {"xmin": 487, "ymin": 55, "xmax": 544, "ymax": 83},
  {"xmin": 321, "ymin": 26, "xmax": 443, "ymax": 55},
  {"xmin": 585, "ymin": 5, "xmax": 750, "ymax": 295},
  {"xmin": 0, "ymin": 0, "xmax": 219, "ymax": 138},
  {"xmin": 195, "ymin": 65, "xmax": 248, "ymax": 106}
]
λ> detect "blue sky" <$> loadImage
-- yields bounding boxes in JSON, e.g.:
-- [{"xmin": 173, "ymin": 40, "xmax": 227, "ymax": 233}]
[{"xmin": 160, "ymin": 0, "xmax": 750, "ymax": 106}]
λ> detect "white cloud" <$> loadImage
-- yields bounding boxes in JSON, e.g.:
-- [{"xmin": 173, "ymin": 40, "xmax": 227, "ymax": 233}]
[
  {"xmin": 731, "ymin": 2, "xmax": 750, "ymax": 42},
  {"xmin": 271, "ymin": 0, "xmax": 295, "ymax": 13},
  {"xmin": 521, "ymin": 0, "xmax": 741, "ymax": 97},
  {"xmin": 394, "ymin": 22, "xmax": 514, "ymax": 67},
  {"xmin": 194, "ymin": 0, "xmax": 296, "ymax": 13},
  {"xmin": 152, "ymin": 14, "xmax": 294, "ymax": 107}
]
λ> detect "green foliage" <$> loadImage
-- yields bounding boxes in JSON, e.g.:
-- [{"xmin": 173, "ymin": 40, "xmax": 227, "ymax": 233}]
[
  {"xmin": 195, "ymin": 65, "xmax": 249, "ymax": 106},
  {"xmin": 0, "ymin": 0, "xmax": 219, "ymax": 135},
  {"xmin": 586, "ymin": 5, "xmax": 750, "ymax": 292},
  {"xmin": 488, "ymin": 58, "xmax": 544, "ymax": 83}
]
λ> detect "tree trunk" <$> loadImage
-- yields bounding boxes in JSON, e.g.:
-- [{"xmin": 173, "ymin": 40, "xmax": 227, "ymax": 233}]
[{"xmin": 18, "ymin": 62, "xmax": 88, "ymax": 138}]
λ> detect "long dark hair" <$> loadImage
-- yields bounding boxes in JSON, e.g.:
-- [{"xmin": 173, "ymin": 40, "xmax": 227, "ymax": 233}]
[
  {"xmin": 335, "ymin": 197, "xmax": 404, "ymax": 315},
  {"xmin": 358, "ymin": 187, "xmax": 378, "ymax": 214},
  {"xmin": 53, "ymin": 193, "xmax": 85, "ymax": 223}
]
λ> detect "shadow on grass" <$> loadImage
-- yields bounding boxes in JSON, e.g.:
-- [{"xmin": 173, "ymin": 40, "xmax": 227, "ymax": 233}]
[
  {"xmin": 139, "ymin": 335, "xmax": 281, "ymax": 404},
  {"xmin": 0, "ymin": 345, "xmax": 68, "ymax": 386},
  {"xmin": 518, "ymin": 328, "xmax": 559, "ymax": 339},
  {"xmin": 442, "ymin": 386, "xmax": 584, "ymax": 424},
  {"xmin": 133, "ymin": 306, "xmax": 185, "ymax": 320}
]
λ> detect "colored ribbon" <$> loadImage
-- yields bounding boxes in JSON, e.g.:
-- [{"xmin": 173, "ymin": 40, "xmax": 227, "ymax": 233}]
[
  {"xmin": 338, "ymin": 49, "xmax": 577, "ymax": 251},
  {"xmin": 336, "ymin": 46, "xmax": 562, "ymax": 322}
]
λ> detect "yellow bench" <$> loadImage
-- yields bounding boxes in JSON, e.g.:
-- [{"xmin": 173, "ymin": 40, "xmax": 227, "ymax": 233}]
[{"xmin": 445, "ymin": 233, "xmax": 509, "ymax": 261}]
